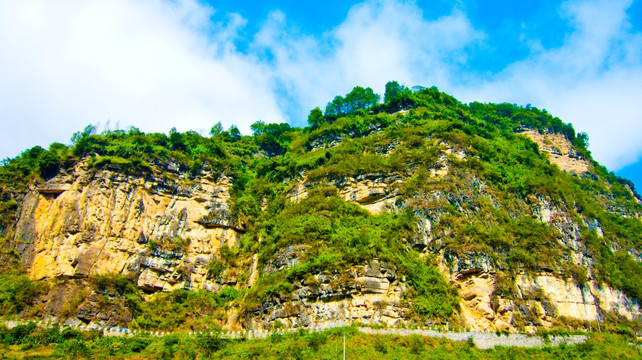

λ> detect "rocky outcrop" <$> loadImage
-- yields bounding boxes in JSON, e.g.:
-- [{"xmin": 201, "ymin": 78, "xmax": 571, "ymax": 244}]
[
  {"xmin": 75, "ymin": 290, "xmax": 132, "ymax": 327},
  {"xmin": 442, "ymin": 252, "xmax": 640, "ymax": 331},
  {"xmin": 431, "ymin": 143, "xmax": 466, "ymax": 177},
  {"xmin": 281, "ymin": 150, "xmax": 639, "ymax": 332},
  {"xmin": 8, "ymin": 138, "xmax": 641, "ymax": 332},
  {"xmin": 305, "ymin": 123, "xmax": 385, "ymax": 152},
  {"xmin": 307, "ymin": 134, "xmax": 344, "ymax": 151},
  {"xmin": 332, "ymin": 173, "xmax": 401, "ymax": 214},
  {"xmin": 244, "ymin": 259, "xmax": 408, "ymax": 330},
  {"xmin": 521, "ymin": 130, "xmax": 590, "ymax": 175},
  {"xmin": 14, "ymin": 160, "xmax": 243, "ymax": 293},
  {"xmin": 263, "ymin": 245, "xmax": 308, "ymax": 275},
  {"xmin": 286, "ymin": 173, "xmax": 401, "ymax": 214}
]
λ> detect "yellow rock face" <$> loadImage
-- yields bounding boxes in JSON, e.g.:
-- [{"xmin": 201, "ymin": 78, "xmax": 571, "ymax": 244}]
[
  {"xmin": 285, "ymin": 174, "xmax": 400, "ymax": 215},
  {"xmin": 15, "ymin": 162, "xmax": 243, "ymax": 292},
  {"xmin": 13, "ymin": 157, "xmax": 640, "ymax": 330},
  {"xmin": 520, "ymin": 130, "xmax": 590, "ymax": 175},
  {"xmin": 448, "ymin": 270, "xmax": 640, "ymax": 331}
]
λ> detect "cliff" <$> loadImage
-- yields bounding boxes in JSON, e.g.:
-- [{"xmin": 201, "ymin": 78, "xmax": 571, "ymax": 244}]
[
  {"xmin": 15, "ymin": 160, "xmax": 242, "ymax": 292},
  {"xmin": 1, "ymin": 86, "xmax": 641, "ymax": 333}
]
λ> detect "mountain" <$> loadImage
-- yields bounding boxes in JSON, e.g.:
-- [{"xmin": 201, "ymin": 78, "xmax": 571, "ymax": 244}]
[{"xmin": 0, "ymin": 84, "xmax": 640, "ymax": 335}]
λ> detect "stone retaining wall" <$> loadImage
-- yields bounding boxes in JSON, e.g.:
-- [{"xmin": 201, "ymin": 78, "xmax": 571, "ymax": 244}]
[{"xmin": 358, "ymin": 328, "xmax": 587, "ymax": 349}]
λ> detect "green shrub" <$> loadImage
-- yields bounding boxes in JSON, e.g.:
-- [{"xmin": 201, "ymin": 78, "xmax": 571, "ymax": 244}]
[
  {"xmin": 0, "ymin": 322, "xmax": 36, "ymax": 345},
  {"xmin": 197, "ymin": 332, "xmax": 227, "ymax": 354},
  {"xmin": 53, "ymin": 339, "xmax": 90, "ymax": 359},
  {"xmin": 0, "ymin": 275, "xmax": 48, "ymax": 315},
  {"xmin": 374, "ymin": 336, "xmax": 388, "ymax": 353},
  {"xmin": 91, "ymin": 273, "xmax": 137, "ymax": 296},
  {"xmin": 127, "ymin": 336, "xmax": 151, "ymax": 353},
  {"xmin": 305, "ymin": 331, "xmax": 328, "ymax": 351}
]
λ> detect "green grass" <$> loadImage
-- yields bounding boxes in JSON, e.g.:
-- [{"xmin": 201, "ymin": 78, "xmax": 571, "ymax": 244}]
[{"xmin": 0, "ymin": 325, "xmax": 640, "ymax": 359}]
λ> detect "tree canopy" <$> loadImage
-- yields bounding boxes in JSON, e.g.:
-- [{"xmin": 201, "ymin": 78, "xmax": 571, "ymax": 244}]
[{"xmin": 324, "ymin": 86, "xmax": 380, "ymax": 117}]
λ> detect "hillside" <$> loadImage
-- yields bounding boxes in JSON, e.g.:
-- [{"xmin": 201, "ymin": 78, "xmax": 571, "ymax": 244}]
[{"xmin": 0, "ymin": 83, "xmax": 641, "ymax": 336}]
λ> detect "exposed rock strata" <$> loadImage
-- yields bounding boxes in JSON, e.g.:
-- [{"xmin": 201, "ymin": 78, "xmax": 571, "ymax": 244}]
[
  {"xmin": 443, "ymin": 252, "xmax": 640, "ymax": 331},
  {"xmin": 15, "ymin": 161, "xmax": 242, "ymax": 294},
  {"xmin": 244, "ymin": 260, "xmax": 408, "ymax": 330},
  {"xmin": 10, "ymin": 154, "xmax": 642, "ymax": 331},
  {"xmin": 521, "ymin": 130, "xmax": 590, "ymax": 175},
  {"xmin": 286, "ymin": 173, "xmax": 401, "ymax": 215}
]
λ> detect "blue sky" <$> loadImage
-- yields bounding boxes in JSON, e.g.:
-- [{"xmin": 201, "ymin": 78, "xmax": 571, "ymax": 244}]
[{"xmin": 0, "ymin": 0, "xmax": 641, "ymax": 190}]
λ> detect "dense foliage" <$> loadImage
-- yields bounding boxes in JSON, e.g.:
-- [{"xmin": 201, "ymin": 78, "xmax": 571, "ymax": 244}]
[
  {"xmin": 239, "ymin": 187, "xmax": 459, "ymax": 319},
  {"xmin": 0, "ymin": 81, "xmax": 641, "ymax": 339},
  {"xmin": 0, "ymin": 324, "xmax": 640, "ymax": 359}
]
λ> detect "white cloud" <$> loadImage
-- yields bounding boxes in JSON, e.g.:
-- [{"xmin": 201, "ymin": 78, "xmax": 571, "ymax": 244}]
[
  {"xmin": 2, "ymin": 0, "xmax": 640, "ymax": 172},
  {"xmin": 457, "ymin": 0, "xmax": 642, "ymax": 169},
  {"xmin": 0, "ymin": 0, "xmax": 284, "ymax": 159},
  {"xmin": 252, "ymin": 0, "xmax": 640, "ymax": 170},
  {"xmin": 334, "ymin": 1, "xmax": 483, "ymax": 92},
  {"xmin": 253, "ymin": 0, "xmax": 482, "ymax": 123}
]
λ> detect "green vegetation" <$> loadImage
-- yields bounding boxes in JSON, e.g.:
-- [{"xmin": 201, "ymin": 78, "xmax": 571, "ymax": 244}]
[
  {"xmin": 86, "ymin": 274, "xmax": 243, "ymax": 332},
  {"xmin": 325, "ymin": 86, "xmax": 380, "ymax": 119},
  {"xmin": 239, "ymin": 187, "xmax": 458, "ymax": 319},
  {"xmin": 130, "ymin": 288, "xmax": 241, "ymax": 331},
  {"xmin": 0, "ymin": 324, "xmax": 640, "ymax": 359},
  {"xmin": 0, "ymin": 81, "xmax": 641, "ymax": 348},
  {"xmin": 0, "ymin": 274, "xmax": 48, "ymax": 317},
  {"xmin": 0, "ymin": 245, "xmax": 49, "ymax": 318}
]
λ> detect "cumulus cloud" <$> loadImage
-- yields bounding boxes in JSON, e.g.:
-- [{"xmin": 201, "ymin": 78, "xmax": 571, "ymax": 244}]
[
  {"xmin": 0, "ymin": 0, "xmax": 284, "ymax": 159},
  {"xmin": 2, "ymin": 0, "xmax": 640, "ymax": 172},
  {"xmin": 252, "ymin": 0, "xmax": 642, "ymax": 170},
  {"xmin": 254, "ymin": 0, "xmax": 482, "ymax": 123},
  {"xmin": 456, "ymin": 0, "xmax": 642, "ymax": 169}
]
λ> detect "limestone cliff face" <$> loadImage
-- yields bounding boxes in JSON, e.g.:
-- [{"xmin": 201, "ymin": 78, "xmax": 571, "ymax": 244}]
[
  {"xmin": 244, "ymin": 259, "xmax": 407, "ymax": 330},
  {"xmin": 520, "ymin": 130, "xmax": 590, "ymax": 175},
  {"xmin": 271, "ymin": 176, "xmax": 640, "ymax": 331},
  {"xmin": 269, "ymin": 145, "xmax": 641, "ymax": 331},
  {"xmin": 286, "ymin": 173, "xmax": 401, "ymax": 215},
  {"xmin": 433, "ymin": 180, "xmax": 642, "ymax": 331},
  {"xmin": 15, "ymin": 160, "xmax": 243, "ymax": 292},
  {"xmin": 9, "ymin": 135, "xmax": 642, "ymax": 331},
  {"xmin": 443, "ymin": 255, "xmax": 640, "ymax": 332}
]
